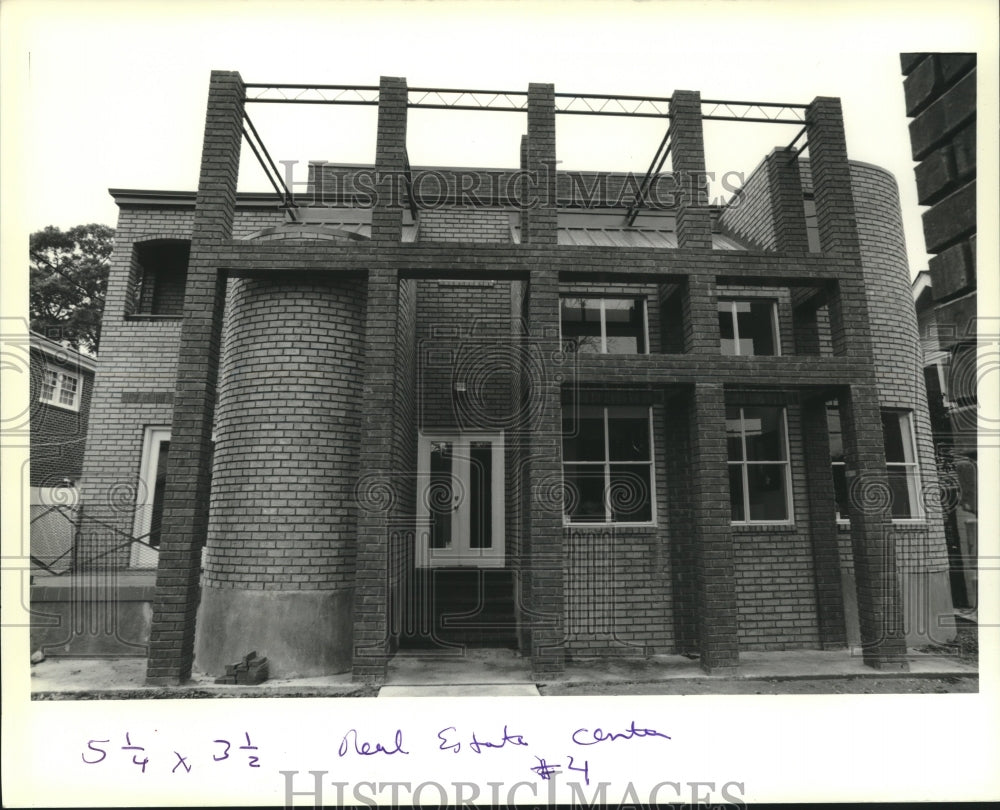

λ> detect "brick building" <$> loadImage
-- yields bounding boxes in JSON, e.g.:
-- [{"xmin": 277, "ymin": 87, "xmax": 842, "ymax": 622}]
[
  {"xmin": 72, "ymin": 72, "xmax": 952, "ymax": 685},
  {"xmin": 900, "ymin": 52, "xmax": 977, "ymax": 617},
  {"xmin": 29, "ymin": 332, "xmax": 95, "ymax": 573}
]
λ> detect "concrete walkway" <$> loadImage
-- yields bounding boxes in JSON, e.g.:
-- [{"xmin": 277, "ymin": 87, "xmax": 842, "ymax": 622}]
[{"xmin": 29, "ymin": 647, "xmax": 977, "ymax": 699}]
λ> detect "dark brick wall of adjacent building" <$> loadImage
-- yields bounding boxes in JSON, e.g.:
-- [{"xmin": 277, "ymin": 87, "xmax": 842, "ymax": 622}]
[
  {"xmin": 900, "ymin": 52, "xmax": 977, "ymax": 453},
  {"xmin": 30, "ymin": 352, "xmax": 94, "ymax": 488}
]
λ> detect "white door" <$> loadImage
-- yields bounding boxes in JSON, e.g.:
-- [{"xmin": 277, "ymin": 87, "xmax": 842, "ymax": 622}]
[
  {"xmin": 416, "ymin": 433, "xmax": 505, "ymax": 568},
  {"xmin": 131, "ymin": 426, "xmax": 170, "ymax": 568}
]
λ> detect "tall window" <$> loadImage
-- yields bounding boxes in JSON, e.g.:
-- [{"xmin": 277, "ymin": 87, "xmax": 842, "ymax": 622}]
[
  {"xmin": 882, "ymin": 411, "xmax": 921, "ymax": 519},
  {"xmin": 726, "ymin": 406, "xmax": 792, "ymax": 523},
  {"xmin": 39, "ymin": 369, "xmax": 81, "ymax": 411},
  {"xmin": 560, "ymin": 297, "xmax": 648, "ymax": 354},
  {"xmin": 826, "ymin": 405, "xmax": 921, "ymax": 521},
  {"xmin": 718, "ymin": 299, "xmax": 779, "ymax": 356},
  {"xmin": 562, "ymin": 405, "xmax": 654, "ymax": 524}
]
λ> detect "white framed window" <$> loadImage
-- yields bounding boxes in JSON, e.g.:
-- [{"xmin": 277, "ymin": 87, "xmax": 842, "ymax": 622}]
[
  {"xmin": 131, "ymin": 426, "xmax": 171, "ymax": 568},
  {"xmin": 882, "ymin": 410, "xmax": 922, "ymax": 520},
  {"xmin": 726, "ymin": 406, "xmax": 792, "ymax": 524},
  {"xmin": 826, "ymin": 406, "xmax": 923, "ymax": 522},
  {"xmin": 826, "ymin": 404, "xmax": 850, "ymax": 524},
  {"xmin": 718, "ymin": 299, "xmax": 780, "ymax": 356},
  {"xmin": 416, "ymin": 432, "xmax": 505, "ymax": 568},
  {"xmin": 560, "ymin": 296, "xmax": 649, "ymax": 354},
  {"xmin": 39, "ymin": 368, "xmax": 81, "ymax": 411},
  {"xmin": 562, "ymin": 405, "xmax": 655, "ymax": 525}
]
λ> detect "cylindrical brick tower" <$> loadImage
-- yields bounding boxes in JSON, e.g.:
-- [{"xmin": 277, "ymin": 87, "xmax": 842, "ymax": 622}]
[
  {"xmin": 847, "ymin": 161, "xmax": 953, "ymax": 646},
  {"xmin": 801, "ymin": 160, "xmax": 953, "ymax": 647},
  {"xmin": 194, "ymin": 254, "xmax": 367, "ymax": 676}
]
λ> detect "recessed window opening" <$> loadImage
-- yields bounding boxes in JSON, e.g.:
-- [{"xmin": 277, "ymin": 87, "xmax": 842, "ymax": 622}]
[
  {"xmin": 560, "ymin": 296, "xmax": 648, "ymax": 354},
  {"xmin": 826, "ymin": 404, "xmax": 922, "ymax": 522},
  {"xmin": 132, "ymin": 240, "xmax": 191, "ymax": 316},
  {"xmin": 718, "ymin": 299, "xmax": 780, "ymax": 356},
  {"xmin": 726, "ymin": 405, "xmax": 792, "ymax": 523},
  {"xmin": 562, "ymin": 405, "xmax": 655, "ymax": 525}
]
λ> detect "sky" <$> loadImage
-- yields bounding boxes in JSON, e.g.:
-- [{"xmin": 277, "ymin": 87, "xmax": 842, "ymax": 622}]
[{"xmin": 1, "ymin": 0, "xmax": 996, "ymax": 282}]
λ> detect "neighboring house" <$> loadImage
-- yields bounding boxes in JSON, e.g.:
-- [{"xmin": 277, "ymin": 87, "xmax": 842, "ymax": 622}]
[
  {"xmin": 913, "ymin": 270, "xmax": 977, "ymax": 610},
  {"xmin": 69, "ymin": 72, "xmax": 952, "ymax": 686},
  {"xmin": 29, "ymin": 331, "xmax": 95, "ymax": 573}
]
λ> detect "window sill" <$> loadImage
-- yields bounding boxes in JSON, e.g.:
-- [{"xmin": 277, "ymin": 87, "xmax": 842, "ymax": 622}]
[
  {"xmin": 563, "ymin": 522, "xmax": 657, "ymax": 530},
  {"xmin": 731, "ymin": 522, "xmax": 797, "ymax": 532},
  {"xmin": 837, "ymin": 519, "xmax": 927, "ymax": 531},
  {"xmin": 125, "ymin": 314, "xmax": 183, "ymax": 322},
  {"xmin": 38, "ymin": 399, "xmax": 80, "ymax": 413}
]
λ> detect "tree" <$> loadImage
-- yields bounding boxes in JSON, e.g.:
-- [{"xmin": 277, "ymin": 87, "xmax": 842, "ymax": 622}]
[{"xmin": 29, "ymin": 224, "xmax": 114, "ymax": 355}]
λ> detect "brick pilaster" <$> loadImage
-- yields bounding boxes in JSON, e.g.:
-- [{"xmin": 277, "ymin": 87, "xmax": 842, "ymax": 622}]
[
  {"xmin": 669, "ymin": 91, "xmax": 712, "ymax": 250},
  {"xmin": 522, "ymin": 82, "xmax": 564, "ymax": 674},
  {"xmin": 146, "ymin": 70, "xmax": 244, "ymax": 685},
  {"xmin": 372, "ymin": 77, "xmax": 408, "ymax": 243},
  {"xmin": 526, "ymin": 267, "xmax": 565, "ymax": 675},
  {"xmin": 523, "ymin": 83, "xmax": 557, "ymax": 245},
  {"xmin": 352, "ymin": 268, "xmax": 401, "ymax": 684},
  {"xmin": 839, "ymin": 384, "xmax": 909, "ymax": 669},
  {"xmin": 801, "ymin": 397, "xmax": 848, "ymax": 648},
  {"xmin": 690, "ymin": 383, "xmax": 739, "ymax": 672},
  {"xmin": 683, "ymin": 273, "xmax": 719, "ymax": 354}
]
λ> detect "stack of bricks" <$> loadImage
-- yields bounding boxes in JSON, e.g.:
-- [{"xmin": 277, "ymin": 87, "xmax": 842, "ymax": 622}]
[{"xmin": 214, "ymin": 651, "xmax": 269, "ymax": 685}]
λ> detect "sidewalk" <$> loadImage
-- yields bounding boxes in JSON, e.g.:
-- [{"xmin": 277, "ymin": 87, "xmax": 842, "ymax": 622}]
[{"xmin": 29, "ymin": 647, "xmax": 978, "ymax": 699}]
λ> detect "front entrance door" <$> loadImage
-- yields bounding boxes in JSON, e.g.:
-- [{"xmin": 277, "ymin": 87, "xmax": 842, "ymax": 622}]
[
  {"xmin": 416, "ymin": 432, "xmax": 504, "ymax": 568},
  {"xmin": 407, "ymin": 432, "xmax": 513, "ymax": 648}
]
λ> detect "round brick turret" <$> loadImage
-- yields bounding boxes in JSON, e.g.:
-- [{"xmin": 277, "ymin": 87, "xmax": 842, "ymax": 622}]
[{"xmin": 194, "ymin": 274, "xmax": 367, "ymax": 677}]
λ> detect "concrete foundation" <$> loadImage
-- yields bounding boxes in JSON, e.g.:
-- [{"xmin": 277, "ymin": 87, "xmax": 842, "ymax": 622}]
[
  {"xmin": 194, "ymin": 586, "xmax": 354, "ymax": 677},
  {"xmin": 30, "ymin": 573, "xmax": 155, "ymax": 657}
]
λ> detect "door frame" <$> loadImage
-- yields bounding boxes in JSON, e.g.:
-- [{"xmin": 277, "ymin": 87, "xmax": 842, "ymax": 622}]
[
  {"xmin": 130, "ymin": 426, "xmax": 170, "ymax": 568},
  {"xmin": 415, "ymin": 431, "xmax": 505, "ymax": 568}
]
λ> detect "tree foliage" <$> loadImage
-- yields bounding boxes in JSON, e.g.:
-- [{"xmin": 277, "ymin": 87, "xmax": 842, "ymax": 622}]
[{"xmin": 29, "ymin": 224, "xmax": 114, "ymax": 354}]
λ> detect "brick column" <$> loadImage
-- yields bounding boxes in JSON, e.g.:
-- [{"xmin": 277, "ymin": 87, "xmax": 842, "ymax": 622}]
[
  {"xmin": 351, "ymin": 76, "xmax": 408, "ymax": 684},
  {"xmin": 523, "ymin": 82, "xmax": 564, "ymax": 675},
  {"xmin": 840, "ymin": 384, "xmax": 908, "ymax": 668},
  {"xmin": 524, "ymin": 83, "xmax": 557, "ymax": 245},
  {"xmin": 146, "ymin": 71, "xmax": 243, "ymax": 685},
  {"xmin": 801, "ymin": 397, "xmax": 848, "ymax": 648},
  {"xmin": 371, "ymin": 77, "xmax": 408, "ymax": 242},
  {"xmin": 805, "ymin": 97, "xmax": 862, "ymax": 258},
  {"xmin": 683, "ymin": 273, "xmax": 719, "ymax": 354},
  {"xmin": 764, "ymin": 147, "xmax": 810, "ymax": 253},
  {"xmin": 669, "ymin": 90, "xmax": 711, "ymax": 250},
  {"xmin": 690, "ymin": 383, "xmax": 739, "ymax": 672}
]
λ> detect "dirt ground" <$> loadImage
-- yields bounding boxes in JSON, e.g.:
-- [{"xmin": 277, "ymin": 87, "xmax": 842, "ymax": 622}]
[{"xmin": 539, "ymin": 675, "xmax": 978, "ymax": 696}]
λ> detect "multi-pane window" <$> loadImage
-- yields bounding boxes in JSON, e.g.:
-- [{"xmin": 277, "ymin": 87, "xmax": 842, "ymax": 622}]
[
  {"xmin": 560, "ymin": 297, "xmax": 648, "ymax": 354},
  {"xmin": 39, "ymin": 369, "xmax": 81, "ymax": 411},
  {"xmin": 718, "ymin": 299, "xmax": 779, "ymax": 356},
  {"xmin": 726, "ymin": 406, "xmax": 792, "ymax": 523},
  {"xmin": 827, "ymin": 405, "xmax": 921, "ymax": 521},
  {"xmin": 562, "ymin": 405, "xmax": 654, "ymax": 524},
  {"xmin": 882, "ymin": 411, "xmax": 921, "ymax": 519}
]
